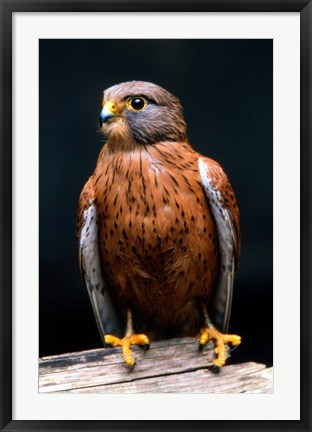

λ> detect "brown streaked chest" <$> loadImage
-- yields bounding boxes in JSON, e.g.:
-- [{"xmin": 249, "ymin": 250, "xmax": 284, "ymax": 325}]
[{"xmin": 93, "ymin": 144, "xmax": 218, "ymax": 299}]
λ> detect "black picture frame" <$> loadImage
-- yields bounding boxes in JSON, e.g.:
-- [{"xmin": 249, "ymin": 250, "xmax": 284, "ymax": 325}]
[{"xmin": 1, "ymin": 1, "xmax": 311, "ymax": 431}]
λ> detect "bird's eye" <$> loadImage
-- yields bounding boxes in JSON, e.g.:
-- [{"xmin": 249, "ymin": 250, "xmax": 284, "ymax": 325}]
[{"xmin": 127, "ymin": 96, "xmax": 147, "ymax": 112}]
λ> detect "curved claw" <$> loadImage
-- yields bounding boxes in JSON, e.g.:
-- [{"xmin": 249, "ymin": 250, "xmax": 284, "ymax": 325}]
[
  {"xmin": 209, "ymin": 364, "xmax": 221, "ymax": 374},
  {"xmin": 139, "ymin": 343, "xmax": 150, "ymax": 351}
]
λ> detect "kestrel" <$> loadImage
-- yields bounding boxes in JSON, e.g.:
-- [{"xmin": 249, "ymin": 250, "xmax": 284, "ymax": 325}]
[{"xmin": 77, "ymin": 81, "xmax": 241, "ymax": 368}]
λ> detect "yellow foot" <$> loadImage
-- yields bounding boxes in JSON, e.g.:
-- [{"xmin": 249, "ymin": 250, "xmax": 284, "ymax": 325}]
[
  {"xmin": 104, "ymin": 334, "xmax": 149, "ymax": 367},
  {"xmin": 199, "ymin": 327, "xmax": 241, "ymax": 368}
]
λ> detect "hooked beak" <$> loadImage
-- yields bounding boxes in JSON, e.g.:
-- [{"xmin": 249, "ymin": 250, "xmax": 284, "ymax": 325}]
[{"xmin": 99, "ymin": 101, "xmax": 119, "ymax": 127}]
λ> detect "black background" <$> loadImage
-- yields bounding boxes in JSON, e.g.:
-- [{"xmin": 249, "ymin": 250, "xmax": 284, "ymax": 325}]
[{"xmin": 39, "ymin": 39, "xmax": 273, "ymax": 365}]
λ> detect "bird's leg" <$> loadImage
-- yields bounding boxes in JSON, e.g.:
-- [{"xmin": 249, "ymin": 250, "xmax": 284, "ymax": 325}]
[
  {"xmin": 198, "ymin": 302, "xmax": 241, "ymax": 368},
  {"xmin": 104, "ymin": 308, "xmax": 149, "ymax": 367}
]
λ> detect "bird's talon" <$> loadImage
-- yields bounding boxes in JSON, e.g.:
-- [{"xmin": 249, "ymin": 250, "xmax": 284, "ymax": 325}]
[
  {"xmin": 104, "ymin": 332, "xmax": 149, "ymax": 366},
  {"xmin": 199, "ymin": 326, "xmax": 241, "ymax": 368},
  {"xmin": 138, "ymin": 343, "xmax": 149, "ymax": 351},
  {"xmin": 209, "ymin": 364, "xmax": 221, "ymax": 374},
  {"xmin": 229, "ymin": 344, "xmax": 240, "ymax": 353}
]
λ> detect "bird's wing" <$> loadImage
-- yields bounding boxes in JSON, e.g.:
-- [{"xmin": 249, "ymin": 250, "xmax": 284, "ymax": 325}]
[
  {"xmin": 198, "ymin": 157, "xmax": 241, "ymax": 332},
  {"xmin": 77, "ymin": 177, "xmax": 123, "ymax": 341}
]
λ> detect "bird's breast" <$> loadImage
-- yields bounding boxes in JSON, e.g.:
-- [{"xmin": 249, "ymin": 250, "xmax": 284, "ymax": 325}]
[{"xmin": 93, "ymin": 146, "xmax": 219, "ymax": 334}]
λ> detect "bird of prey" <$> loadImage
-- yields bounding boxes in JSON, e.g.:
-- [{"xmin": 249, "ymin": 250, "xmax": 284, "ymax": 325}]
[{"xmin": 77, "ymin": 81, "xmax": 241, "ymax": 368}]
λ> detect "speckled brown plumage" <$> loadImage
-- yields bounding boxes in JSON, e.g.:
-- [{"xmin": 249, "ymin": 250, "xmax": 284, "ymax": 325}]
[{"xmin": 77, "ymin": 81, "xmax": 241, "ymax": 367}]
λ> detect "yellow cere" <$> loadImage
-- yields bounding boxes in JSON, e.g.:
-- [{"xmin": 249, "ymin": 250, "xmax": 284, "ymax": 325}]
[{"xmin": 103, "ymin": 101, "xmax": 118, "ymax": 113}]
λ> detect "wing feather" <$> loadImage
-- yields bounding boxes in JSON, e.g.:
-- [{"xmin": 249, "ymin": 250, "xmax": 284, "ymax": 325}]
[
  {"xmin": 198, "ymin": 157, "xmax": 241, "ymax": 332},
  {"xmin": 77, "ymin": 178, "xmax": 123, "ymax": 340}
]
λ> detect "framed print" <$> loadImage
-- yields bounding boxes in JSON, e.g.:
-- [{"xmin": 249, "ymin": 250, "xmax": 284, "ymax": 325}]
[{"xmin": 1, "ymin": 1, "xmax": 311, "ymax": 431}]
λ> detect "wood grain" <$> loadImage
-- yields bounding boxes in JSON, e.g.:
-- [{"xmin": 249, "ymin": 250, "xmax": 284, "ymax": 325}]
[{"xmin": 39, "ymin": 337, "xmax": 273, "ymax": 393}]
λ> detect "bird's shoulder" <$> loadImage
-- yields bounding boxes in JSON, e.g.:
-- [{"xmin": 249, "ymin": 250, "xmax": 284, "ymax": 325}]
[
  {"xmin": 77, "ymin": 176, "xmax": 96, "ymax": 239},
  {"xmin": 198, "ymin": 155, "xmax": 241, "ymax": 262},
  {"xmin": 197, "ymin": 157, "xmax": 229, "ymax": 186}
]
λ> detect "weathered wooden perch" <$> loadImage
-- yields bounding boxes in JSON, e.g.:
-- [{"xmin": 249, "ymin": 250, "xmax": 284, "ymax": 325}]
[{"xmin": 39, "ymin": 337, "xmax": 273, "ymax": 393}]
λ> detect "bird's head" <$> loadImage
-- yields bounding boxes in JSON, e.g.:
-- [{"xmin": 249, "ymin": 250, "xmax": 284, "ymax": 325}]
[{"xmin": 99, "ymin": 81, "xmax": 187, "ymax": 150}]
